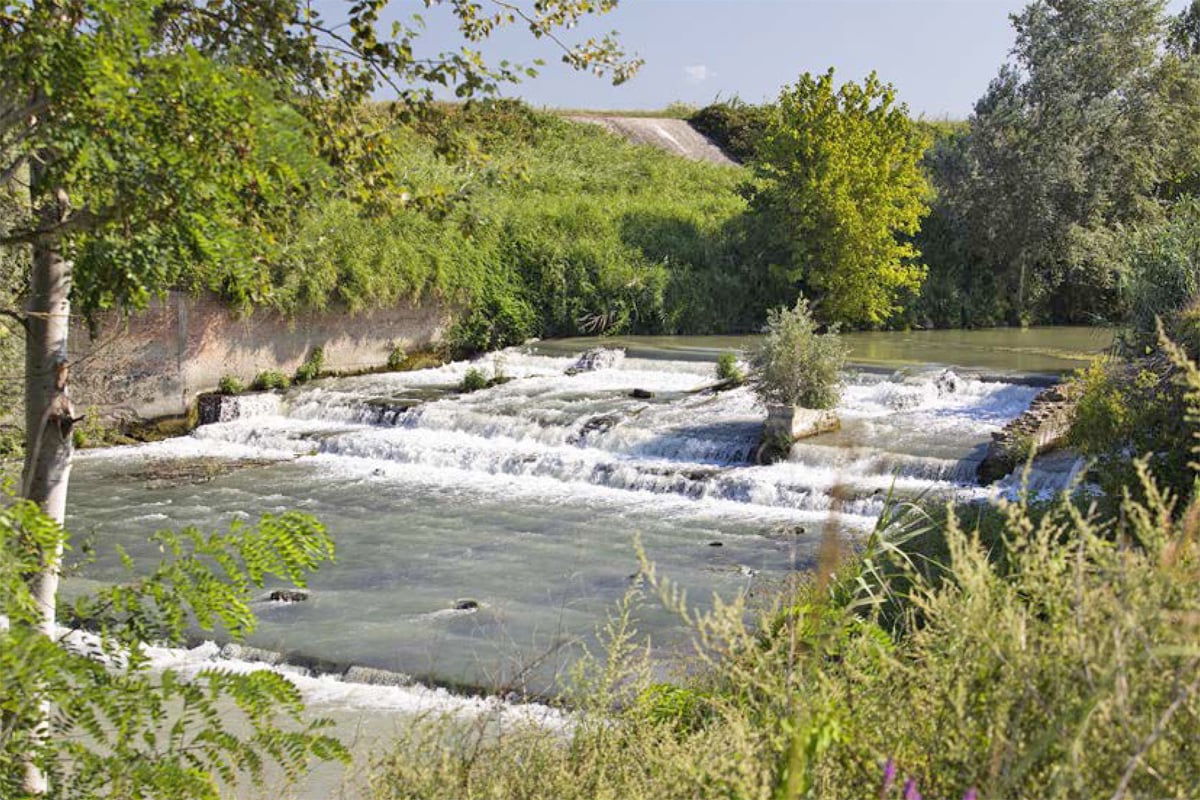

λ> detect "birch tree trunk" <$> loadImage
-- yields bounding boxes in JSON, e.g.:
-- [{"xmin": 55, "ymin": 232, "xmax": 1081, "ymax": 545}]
[{"xmin": 19, "ymin": 168, "xmax": 75, "ymax": 795}]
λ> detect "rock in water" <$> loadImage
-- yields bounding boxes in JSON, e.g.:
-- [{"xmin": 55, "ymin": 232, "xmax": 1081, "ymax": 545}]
[
  {"xmin": 269, "ymin": 589, "xmax": 309, "ymax": 603},
  {"xmin": 566, "ymin": 347, "xmax": 626, "ymax": 375},
  {"xmin": 569, "ymin": 413, "xmax": 622, "ymax": 445},
  {"xmin": 935, "ymin": 369, "xmax": 961, "ymax": 396},
  {"xmin": 343, "ymin": 666, "xmax": 414, "ymax": 687},
  {"xmin": 756, "ymin": 405, "xmax": 840, "ymax": 464},
  {"xmin": 629, "ymin": 388, "xmax": 654, "ymax": 399},
  {"xmin": 454, "ymin": 599, "xmax": 481, "ymax": 611}
]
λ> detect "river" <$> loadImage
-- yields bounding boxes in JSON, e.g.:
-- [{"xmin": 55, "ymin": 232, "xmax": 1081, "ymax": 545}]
[{"xmin": 65, "ymin": 327, "xmax": 1112, "ymax": 702}]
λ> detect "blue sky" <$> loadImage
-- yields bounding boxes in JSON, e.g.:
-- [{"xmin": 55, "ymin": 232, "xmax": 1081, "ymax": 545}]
[
  {"xmin": 479, "ymin": 0, "xmax": 1028, "ymax": 118},
  {"xmin": 322, "ymin": 1, "xmax": 1188, "ymax": 119}
]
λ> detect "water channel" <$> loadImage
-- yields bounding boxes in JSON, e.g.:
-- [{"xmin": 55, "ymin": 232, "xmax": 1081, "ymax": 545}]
[{"xmin": 65, "ymin": 327, "xmax": 1114, "ymax": 704}]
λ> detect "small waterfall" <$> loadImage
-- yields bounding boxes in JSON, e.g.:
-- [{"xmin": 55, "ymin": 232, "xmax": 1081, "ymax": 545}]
[
  {"xmin": 199, "ymin": 392, "xmax": 283, "ymax": 424},
  {"xmin": 70, "ymin": 347, "xmax": 1052, "ymax": 701},
  {"xmin": 177, "ymin": 358, "xmax": 1041, "ymax": 520}
]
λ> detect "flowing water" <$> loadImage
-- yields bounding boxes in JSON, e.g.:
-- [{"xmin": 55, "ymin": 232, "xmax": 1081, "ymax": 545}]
[{"xmin": 65, "ymin": 328, "xmax": 1113, "ymax": 706}]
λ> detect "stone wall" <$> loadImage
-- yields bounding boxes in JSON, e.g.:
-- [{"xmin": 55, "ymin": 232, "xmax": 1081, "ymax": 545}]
[
  {"xmin": 976, "ymin": 382, "xmax": 1081, "ymax": 484},
  {"xmin": 69, "ymin": 292, "xmax": 451, "ymax": 421}
]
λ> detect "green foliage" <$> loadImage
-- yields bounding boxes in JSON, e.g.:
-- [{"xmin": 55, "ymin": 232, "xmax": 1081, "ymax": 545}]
[
  {"xmin": 714, "ymin": 352, "xmax": 744, "ymax": 385},
  {"xmin": 458, "ymin": 367, "xmax": 489, "ymax": 394},
  {"xmin": 688, "ymin": 100, "xmax": 773, "ymax": 163},
  {"xmin": 1068, "ymin": 346, "xmax": 1195, "ymax": 501},
  {"xmin": 635, "ymin": 684, "xmax": 714, "ymax": 735},
  {"xmin": 386, "ymin": 344, "xmax": 408, "ymax": 371},
  {"xmin": 0, "ymin": 502, "xmax": 345, "ymax": 798},
  {"xmin": 919, "ymin": 0, "xmax": 1200, "ymax": 327},
  {"xmin": 749, "ymin": 299, "xmax": 847, "ymax": 409},
  {"xmin": 750, "ymin": 70, "xmax": 931, "ymax": 326},
  {"xmin": 233, "ymin": 104, "xmax": 753, "ymax": 341},
  {"xmin": 217, "ymin": 375, "xmax": 245, "ymax": 395},
  {"xmin": 251, "ymin": 371, "xmax": 290, "ymax": 392},
  {"xmin": 1126, "ymin": 198, "xmax": 1200, "ymax": 335},
  {"xmin": 293, "ymin": 347, "xmax": 325, "ymax": 384}
]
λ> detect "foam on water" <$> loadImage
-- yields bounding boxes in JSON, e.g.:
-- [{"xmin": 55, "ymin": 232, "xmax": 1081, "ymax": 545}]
[
  {"xmin": 16, "ymin": 617, "xmax": 569, "ymax": 730},
  {"xmin": 68, "ymin": 349, "xmax": 1047, "ymax": 700}
]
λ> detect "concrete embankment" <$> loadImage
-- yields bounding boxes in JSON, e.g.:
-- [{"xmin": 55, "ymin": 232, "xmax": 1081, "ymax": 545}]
[
  {"xmin": 564, "ymin": 115, "xmax": 738, "ymax": 166},
  {"xmin": 71, "ymin": 290, "xmax": 451, "ymax": 422}
]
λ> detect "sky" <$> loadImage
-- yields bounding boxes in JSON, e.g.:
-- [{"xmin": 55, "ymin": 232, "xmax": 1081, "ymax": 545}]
[
  {"xmin": 320, "ymin": 0, "xmax": 1189, "ymax": 119},
  {"xmin": 473, "ymin": 0, "xmax": 1028, "ymax": 118}
]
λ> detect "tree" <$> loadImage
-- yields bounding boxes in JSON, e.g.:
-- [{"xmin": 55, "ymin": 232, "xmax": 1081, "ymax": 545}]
[
  {"xmin": 945, "ymin": 0, "xmax": 1200, "ymax": 324},
  {"xmin": 0, "ymin": 1, "xmax": 637, "ymax": 794},
  {"xmin": 749, "ymin": 297, "xmax": 847, "ymax": 410},
  {"xmin": 749, "ymin": 70, "xmax": 931, "ymax": 327}
]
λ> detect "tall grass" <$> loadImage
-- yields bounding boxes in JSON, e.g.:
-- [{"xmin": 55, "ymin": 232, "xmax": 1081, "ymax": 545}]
[{"xmin": 227, "ymin": 102, "xmax": 755, "ymax": 353}]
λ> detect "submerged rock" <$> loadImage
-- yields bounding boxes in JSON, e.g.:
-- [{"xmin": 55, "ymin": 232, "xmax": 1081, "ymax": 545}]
[
  {"xmin": 268, "ymin": 589, "xmax": 309, "ymax": 603},
  {"xmin": 565, "ymin": 347, "xmax": 626, "ymax": 375},
  {"xmin": 569, "ymin": 413, "xmax": 622, "ymax": 445},
  {"xmin": 934, "ymin": 369, "xmax": 961, "ymax": 396},
  {"xmin": 453, "ymin": 599, "xmax": 481, "ymax": 611},
  {"xmin": 343, "ymin": 666, "xmax": 414, "ymax": 687},
  {"xmin": 629, "ymin": 388, "xmax": 655, "ymax": 399},
  {"xmin": 219, "ymin": 643, "xmax": 285, "ymax": 665},
  {"xmin": 128, "ymin": 456, "xmax": 280, "ymax": 489}
]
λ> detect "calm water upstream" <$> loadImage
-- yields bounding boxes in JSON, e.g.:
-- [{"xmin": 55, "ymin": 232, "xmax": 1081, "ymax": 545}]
[{"xmin": 65, "ymin": 327, "xmax": 1114, "ymax": 703}]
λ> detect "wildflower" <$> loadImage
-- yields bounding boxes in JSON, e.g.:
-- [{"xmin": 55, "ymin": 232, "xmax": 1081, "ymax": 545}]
[
  {"xmin": 878, "ymin": 758, "xmax": 896, "ymax": 798},
  {"xmin": 902, "ymin": 778, "xmax": 922, "ymax": 800}
]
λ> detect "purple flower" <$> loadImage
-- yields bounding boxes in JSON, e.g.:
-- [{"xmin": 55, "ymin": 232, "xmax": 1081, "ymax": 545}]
[
  {"xmin": 902, "ymin": 778, "xmax": 923, "ymax": 800},
  {"xmin": 879, "ymin": 758, "xmax": 896, "ymax": 798},
  {"xmin": 962, "ymin": 790, "xmax": 978, "ymax": 800}
]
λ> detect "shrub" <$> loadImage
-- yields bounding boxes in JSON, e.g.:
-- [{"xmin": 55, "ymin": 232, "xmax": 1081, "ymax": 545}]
[
  {"xmin": 251, "ymin": 370, "xmax": 290, "ymax": 391},
  {"xmin": 458, "ymin": 367, "xmax": 488, "ymax": 393},
  {"xmin": 749, "ymin": 298, "xmax": 846, "ymax": 408},
  {"xmin": 689, "ymin": 99, "xmax": 772, "ymax": 163},
  {"xmin": 386, "ymin": 343, "xmax": 407, "ymax": 371},
  {"xmin": 714, "ymin": 352, "xmax": 744, "ymax": 385},
  {"xmin": 217, "ymin": 375, "xmax": 244, "ymax": 395},
  {"xmin": 1126, "ymin": 197, "xmax": 1200, "ymax": 335},
  {"xmin": 1068, "ymin": 339, "xmax": 1195, "ymax": 502},
  {"xmin": 293, "ymin": 346, "xmax": 325, "ymax": 384}
]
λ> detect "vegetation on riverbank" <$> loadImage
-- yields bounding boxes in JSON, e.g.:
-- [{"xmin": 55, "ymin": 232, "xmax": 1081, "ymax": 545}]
[{"xmin": 367, "ymin": 459, "xmax": 1200, "ymax": 800}]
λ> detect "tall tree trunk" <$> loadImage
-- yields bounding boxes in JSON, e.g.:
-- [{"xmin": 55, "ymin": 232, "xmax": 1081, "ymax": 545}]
[{"xmin": 19, "ymin": 173, "xmax": 74, "ymax": 795}]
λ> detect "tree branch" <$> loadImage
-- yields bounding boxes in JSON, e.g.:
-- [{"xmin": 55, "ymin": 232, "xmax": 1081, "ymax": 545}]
[
  {"xmin": 0, "ymin": 207, "xmax": 104, "ymax": 246},
  {"xmin": 0, "ymin": 308, "xmax": 29, "ymax": 332}
]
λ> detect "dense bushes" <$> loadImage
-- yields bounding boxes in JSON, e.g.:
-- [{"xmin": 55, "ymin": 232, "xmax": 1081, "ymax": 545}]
[
  {"xmin": 1125, "ymin": 198, "xmax": 1200, "ymax": 334},
  {"xmin": 749, "ymin": 298, "xmax": 847, "ymax": 408},
  {"xmin": 212, "ymin": 103, "xmax": 752, "ymax": 352},
  {"xmin": 688, "ymin": 100, "xmax": 772, "ymax": 163}
]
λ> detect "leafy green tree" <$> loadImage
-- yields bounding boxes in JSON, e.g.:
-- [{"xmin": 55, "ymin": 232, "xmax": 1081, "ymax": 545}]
[
  {"xmin": 0, "ymin": 1, "xmax": 636, "ymax": 794},
  {"xmin": 749, "ymin": 70, "xmax": 931, "ymax": 327},
  {"xmin": 939, "ymin": 0, "xmax": 1200, "ymax": 325}
]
